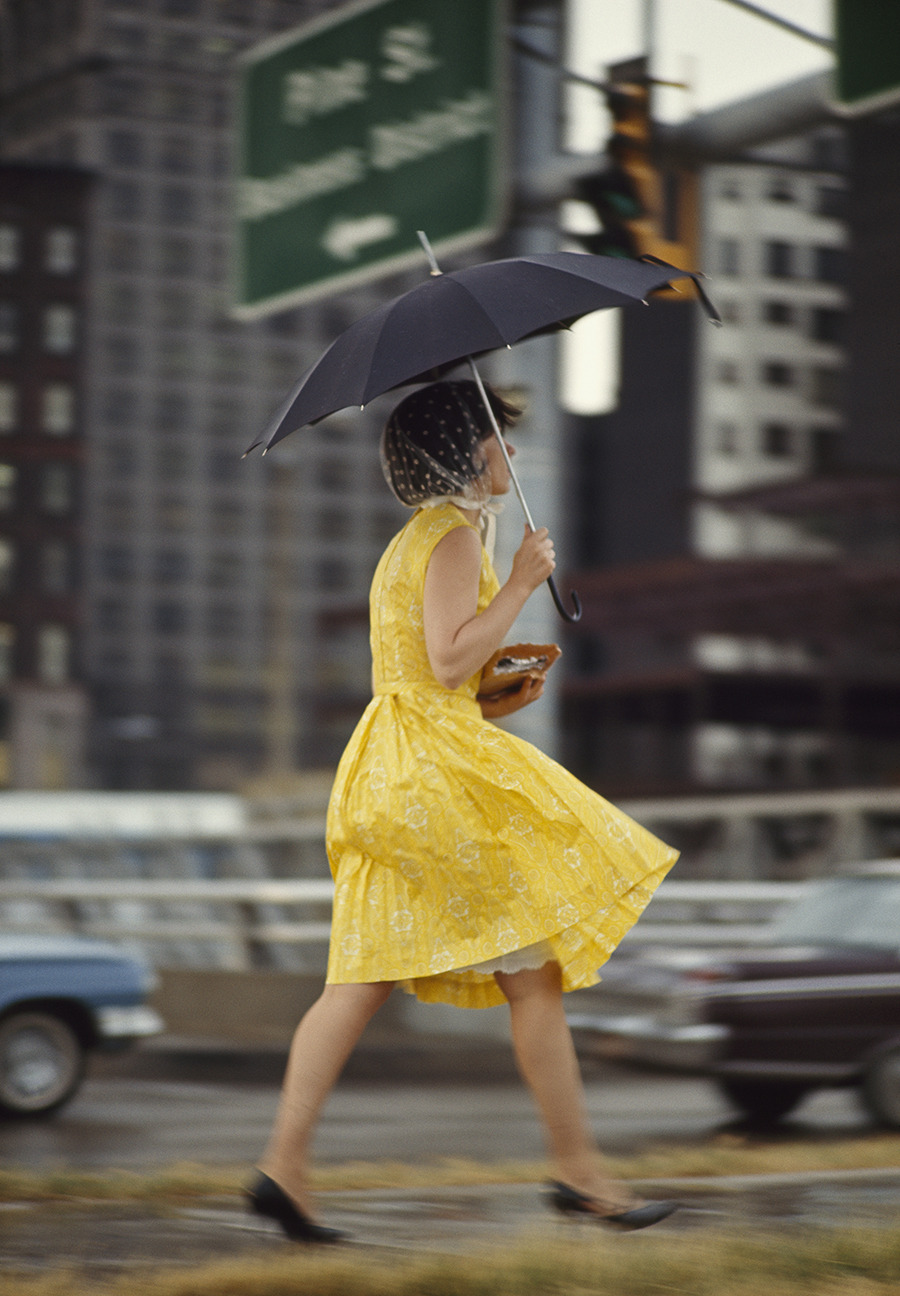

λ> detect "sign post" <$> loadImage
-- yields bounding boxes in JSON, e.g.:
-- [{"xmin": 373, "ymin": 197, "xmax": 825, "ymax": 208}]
[{"xmin": 234, "ymin": 0, "xmax": 506, "ymax": 318}]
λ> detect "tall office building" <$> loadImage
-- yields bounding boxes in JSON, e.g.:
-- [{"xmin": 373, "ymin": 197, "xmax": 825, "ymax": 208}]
[{"xmin": 0, "ymin": 0, "xmax": 405, "ymax": 788}]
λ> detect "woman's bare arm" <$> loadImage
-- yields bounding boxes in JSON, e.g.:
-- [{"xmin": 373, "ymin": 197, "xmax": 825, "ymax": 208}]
[{"xmin": 423, "ymin": 523, "xmax": 555, "ymax": 691}]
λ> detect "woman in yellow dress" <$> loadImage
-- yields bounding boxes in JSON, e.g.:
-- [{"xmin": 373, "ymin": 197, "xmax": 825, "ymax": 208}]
[{"xmin": 247, "ymin": 381, "xmax": 680, "ymax": 1242}]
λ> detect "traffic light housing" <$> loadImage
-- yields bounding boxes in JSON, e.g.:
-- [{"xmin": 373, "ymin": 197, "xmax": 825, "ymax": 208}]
[{"xmin": 570, "ymin": 58, "xmax": 698, "ymax": 274}]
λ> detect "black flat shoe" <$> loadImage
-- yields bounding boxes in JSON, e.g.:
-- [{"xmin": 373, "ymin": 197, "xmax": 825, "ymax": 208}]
[
  {"xmin": 548, "ymin": 1181, "xmax": 679, "ymax": 1231},
  {"xmin": 246, "ymin": 1171, "xmax": 347, "ymax": 1244}
]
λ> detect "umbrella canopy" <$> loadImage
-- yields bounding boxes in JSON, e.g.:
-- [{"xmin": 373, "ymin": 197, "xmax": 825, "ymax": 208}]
[{"xmin": 246, "ymin": 250, "xmax": 707, "ymax": 455}]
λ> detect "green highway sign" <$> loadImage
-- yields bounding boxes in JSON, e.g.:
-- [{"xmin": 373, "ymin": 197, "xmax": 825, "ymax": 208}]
[
  {"xmin": 234, "ymin": 0, "xmax": 507, "ymax": 318},
  {"xmin": 834, "ymin": 0, "xmax": 900, "ymax": 114}
]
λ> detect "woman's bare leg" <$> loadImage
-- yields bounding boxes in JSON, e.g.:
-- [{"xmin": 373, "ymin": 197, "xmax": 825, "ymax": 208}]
[
  {"xmin": 494, "ymin": 963, "xmax": 633, "ymax": 1209},
  {"xmin": 258, "ymin": 981, "xmax": 394, "ymax": 1215}
]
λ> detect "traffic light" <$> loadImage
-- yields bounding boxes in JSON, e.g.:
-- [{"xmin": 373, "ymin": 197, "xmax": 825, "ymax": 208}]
[{"xmin": 570, "ymin": 58, "xmax": 698, "ymax": 273}]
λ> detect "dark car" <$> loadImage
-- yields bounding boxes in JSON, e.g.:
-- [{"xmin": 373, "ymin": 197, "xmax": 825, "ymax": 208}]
[
  {"xmin": 0, "ymin": 934, "xmax": 163, "ymax": 1117},
  {"xmin": 567, "ymin": 861, "xmax": 900, "ymax": 1126}
]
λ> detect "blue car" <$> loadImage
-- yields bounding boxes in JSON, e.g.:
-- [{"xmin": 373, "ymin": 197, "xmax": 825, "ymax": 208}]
[{"xmin": 0, "ymin": 934, "xmax": 163, "ymax": 1117}]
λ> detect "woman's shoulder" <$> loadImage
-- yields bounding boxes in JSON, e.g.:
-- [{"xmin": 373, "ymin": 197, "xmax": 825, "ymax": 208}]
[
  {"xmin": 384, "ymin": 504, "xmax": 481, "ymax": 580},
  {"xmin": 411, "ymin": 501, "xmax": 480, "ymax": 543}
]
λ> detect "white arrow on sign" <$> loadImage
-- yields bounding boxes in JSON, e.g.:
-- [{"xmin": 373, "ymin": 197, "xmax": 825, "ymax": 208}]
[{"xmin": 322, "ymin": 214, "xmax": 399, "ymax": 262}]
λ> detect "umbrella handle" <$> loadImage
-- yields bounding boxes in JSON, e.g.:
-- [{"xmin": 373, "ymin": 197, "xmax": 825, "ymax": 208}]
[
  {"xmin": 547, "ymin": 574, "xmax": 582, "ymax": 623},
  {"xmin": 462, "ymin": 359, "xmax": 584, "ymax": 625}
]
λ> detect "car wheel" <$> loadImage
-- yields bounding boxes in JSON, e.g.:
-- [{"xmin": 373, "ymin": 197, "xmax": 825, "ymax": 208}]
[
  {"xmin": 0, "ymin": 1011, "xmax": 87, "ymax": 1117},
  {"xmin": 717, "ymin": 1077, "xmax": 809, "ymax": 1123},
  {"xmin": 862, "ymin": 1045, "xmax": 900, "ymax": 1129}
]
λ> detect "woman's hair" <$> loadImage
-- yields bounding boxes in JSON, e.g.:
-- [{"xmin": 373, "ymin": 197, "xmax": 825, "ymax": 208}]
[{"xmin": 380, "ymin": 380, "xmax": 522, "ymax": 508}]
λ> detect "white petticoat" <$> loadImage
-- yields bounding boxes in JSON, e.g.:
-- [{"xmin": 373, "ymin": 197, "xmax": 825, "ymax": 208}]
[{"xmin": 458, "ymin": 939, "xmax": 556, "ymax": 976}]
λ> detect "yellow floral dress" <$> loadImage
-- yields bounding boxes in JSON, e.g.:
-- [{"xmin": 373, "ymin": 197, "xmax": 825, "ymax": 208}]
[{"xmin": 326, "ymin": 503, "xmax": 678, "ymax": 1008}]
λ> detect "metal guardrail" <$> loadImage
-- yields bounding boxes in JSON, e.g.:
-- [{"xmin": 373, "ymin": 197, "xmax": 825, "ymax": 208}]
[{"xmin": 0, "ymin": 877, "xmax": 807, "ymax": 969}]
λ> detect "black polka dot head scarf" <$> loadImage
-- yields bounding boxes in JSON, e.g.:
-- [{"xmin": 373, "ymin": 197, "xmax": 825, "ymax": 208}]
[{"xmin": 381, "ymin": 380, "xmax": 510, "ymax": 510}]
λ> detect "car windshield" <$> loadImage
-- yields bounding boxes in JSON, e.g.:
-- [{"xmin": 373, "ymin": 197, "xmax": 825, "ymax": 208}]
[{"xmin": 769, "ymin": 875, "xmax": 900, "ymax": 949}]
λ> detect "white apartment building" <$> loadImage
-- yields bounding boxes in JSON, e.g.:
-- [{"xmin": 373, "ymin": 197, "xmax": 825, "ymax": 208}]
[{"xmin": 691, "ymin": 126, "xmax": 848, "ymax": 785}]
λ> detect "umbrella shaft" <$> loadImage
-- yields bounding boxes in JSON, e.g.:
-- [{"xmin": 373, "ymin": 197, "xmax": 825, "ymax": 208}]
[{"xmin": 466, "ymin": 359, "xmax": 536, "ymax": 531}]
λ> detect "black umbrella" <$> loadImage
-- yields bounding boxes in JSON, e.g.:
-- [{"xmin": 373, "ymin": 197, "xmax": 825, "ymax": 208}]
[{"xmin": 247, "ymin": 236, "xmax": 718, "ymax": 621}]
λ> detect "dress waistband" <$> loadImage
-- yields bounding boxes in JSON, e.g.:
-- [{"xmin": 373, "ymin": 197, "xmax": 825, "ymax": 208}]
[
  {"xmin": 374, "ymin": 681, "xmax": 437, "ymax": 696},
  {"xmin": 374, "ymin": 681, "xmax": 477, "ymax": 704}
]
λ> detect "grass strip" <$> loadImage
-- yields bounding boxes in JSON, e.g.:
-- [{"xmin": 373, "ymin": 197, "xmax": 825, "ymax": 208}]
[
  {"xmin": 0, "ymin": 1133, "xmax": 897, "ymax": 1202},
  {"xmin": 1, "ymin": 1225, "xmax": 899, "ymax": 1296}
]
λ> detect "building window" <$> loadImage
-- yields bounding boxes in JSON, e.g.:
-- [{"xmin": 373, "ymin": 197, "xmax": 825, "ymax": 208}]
[
  {"xmin": 43, "ymin": 305, "xmax": 77, "ymax": 354},
  {"xmin": 102, "ymin": 73, "xmax": 143, "ymax": 116},
  {"xmin": 0, "ymin": 624, "xmax": 14, "ymax": 683},
  {"xmin": 104, "ymin": 19, "xmax": 148, "ymax": 57},
  {"xmin": 153, "ymin": 548, "xmax": 188, "ymax": 582},
  {"xmin": 158, "ymin": 287, "xmax": 194, "ymax": 329},
  {"xmin": 716, "ymin": 360, "xmax": 740, "ymax": 385},
  {"xmin": 159, "ymin": 235, "xmax": 194, "ymax": 277},
  {"xmin": 97, "ymin": 597, "xmax": 127, "ymax": 633},
  {"xmin": 99, "ymin": 545, "xmax": 135, "ymax": 580},
  {"xmin": 206, "ymin": 603, "xmax": 242, "ymax": 636},
  {"xmin": 159, "ymin": 134, "xmax": 195, "ymax": 174},
  {"xmin": 42, "ymin": 383, "xmax": 76, "ymax": 435},
  {"xmin": 317, "ymin": 456, "xmax": 352, "ymax": 490},
  {"xmin": 813, "ymin": 245, "xmax": 848, "ymax": 285},
  {"xmin": 156, "ymin": 337, "xmax": 193, "ymax": 380},
  {"xmin": 810, "ymin": 426, "xmax": 839, "ymax": 472},
  {"xmin": 762, "ymin": 362, "xmax": 794, "ymax": 387},
  {"xmin": 0, "ymin": 463, "xmax": 17, "ymax": 510},
  {"xmin": 162, "ymin": 0, "xmax": 202, "ymax": 15},
  {"xmin": 0, "ymin": 225, "xmax": 21, "ymax": 273},
  {"xmin": 105, "ymin": 229, "xmax": 141, "ymax": 272},
  {"xmin": 160, "ymin": 184, "xmax": 195, "ymax": 225},
  {"xmin": 106, "ymin": 334, "xmax": 140, "ymax": 375},
  {"xmin": 0, "ymin": 539, "xmax": 14, "ymax": 592},
  {"xmin": 763, "ymin": 300, "xmax": 793, "ymax": 325},
  {"xmin": 107, "ymin": 128, "xmax": 145, "ymax": 168},
  {"xmin": 107, "ymin": 281, "xmax": 141, "ymax": 324},
  {"xmin": 0, "ymin": 303, "xmax": 19, "ymax": 353},
  {"xmin": 207, "ymin": 552, "xmax": 242, "ymax": 588},
  {"xmin": 816, "ymin": 185, "xmax": 848, "ymax": 219},
  {"xmin": 37, "ymin": 624, "xmax": 70, "ymax": 685},
  {"xmin": 109, "ymin": 180, "xmax": 142, "ymax": 222},
  {"xmin": 101, "ymin": 386, "xmax": 139, "ymax": 428},
  {"xmin": 156, "ymin": 85, "xmax": 198, "ymax": 122},
  {"xmin": 811, "ymin": 308, "xmax": 846, "ymax": 345},
  {"xmin": 153, "ymin": 600, "xmax": 187, "ymax": 633},
  {"xmin": 0, "ymin": 382, "xmax": 18, "ymax": 433},
  {"xmin": 810, "ymin": 366, "xmax": 844, "ymax": 409},
  {"xmin": 767, "ymin": 174, "xmax": 795, "ymax": 202},
  {"xmin": 718, "ymin": 238, "xmax": 740, "ymax": 277},
  {"xmin": 41, "ymin": 541, "xmax": 72, "ymax": 594},
  {"xmin": 40, "ymin": 464, "xmax": 74, "ymax": 513},
  {"xmin": 765, "ymin": 240, "xmax": 794, "ymax": 279},
  {"xmin": 45, "ymin": 227, "xmax": 79, "ymax": 274},
  {"xmin": 762, "ymin": 422, "xmax": 792, "ymax": 457},
  {"xmin": 316, "ymin": 557, "xmax": 350, "ymax": 591},
  {"xmin": 153, "ymin": 392, "xmax": 189, "ymax": 431}
]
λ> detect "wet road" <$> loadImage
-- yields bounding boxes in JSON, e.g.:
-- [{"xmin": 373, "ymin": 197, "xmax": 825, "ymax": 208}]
[
  {"xmin": 2, "ymin": 1057, "xmax": 895, "ymax": 1278},
  {"xmin": 0, "ymin": 1057, "xmax": 875, "ymax": 1172}
]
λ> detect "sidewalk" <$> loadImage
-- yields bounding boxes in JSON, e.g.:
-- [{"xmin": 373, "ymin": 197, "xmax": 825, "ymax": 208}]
[{"xmin": 3, "ymin": 1170, "xmax": 898, "ymax": 1280}]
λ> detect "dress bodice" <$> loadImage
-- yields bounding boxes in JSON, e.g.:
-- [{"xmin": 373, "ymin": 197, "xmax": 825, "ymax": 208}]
[{"xmin": 369, "ymin": 503, "xmax": 499, "ymax": 699}]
